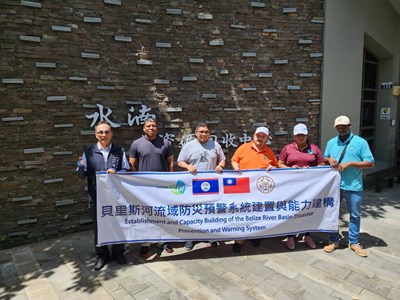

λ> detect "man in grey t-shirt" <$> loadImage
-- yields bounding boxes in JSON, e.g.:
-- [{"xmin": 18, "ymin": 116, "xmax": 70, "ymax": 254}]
[
  {"xmin": 129, "ymin": 118, "xmax": 174, "ymax": 258},
  {"xmin": 177, "ymin": 122, "xmax": 226, "ymax": 250}
]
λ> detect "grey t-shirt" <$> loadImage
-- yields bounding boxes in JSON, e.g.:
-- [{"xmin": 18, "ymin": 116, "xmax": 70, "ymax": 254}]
[
  {"xmin": 177, "ymin": 138, "xmax": 225, "ymax": 171},
  {"xmin": 129, "ymin": 136, "xmax": 173, "ymax": 171}
]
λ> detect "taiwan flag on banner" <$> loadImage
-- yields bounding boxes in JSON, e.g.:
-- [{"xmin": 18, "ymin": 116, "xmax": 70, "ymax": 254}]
[
  {"xmin": 192, "ymin": 178, "xmax": 219, "ymax": 195},
  {"xmin": 223, "ymin": 177, "xmax": 250, "ymax": 194}
]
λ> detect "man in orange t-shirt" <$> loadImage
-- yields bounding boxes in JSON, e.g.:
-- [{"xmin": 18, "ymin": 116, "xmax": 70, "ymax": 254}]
[{"xmin": 231, "ymin": 126, "xmax": 278, "ymax": 253}]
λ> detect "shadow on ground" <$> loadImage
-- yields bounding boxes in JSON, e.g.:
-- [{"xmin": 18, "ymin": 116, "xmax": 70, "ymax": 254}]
[{"xmin": 1, "ymin": 183, "xmax": 398, "ymax": 298}]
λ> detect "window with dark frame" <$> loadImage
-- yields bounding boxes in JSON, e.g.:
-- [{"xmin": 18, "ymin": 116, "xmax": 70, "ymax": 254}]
[{"xmin": 361, "ymin": 49, "xmax": 378, "ymax": 154}]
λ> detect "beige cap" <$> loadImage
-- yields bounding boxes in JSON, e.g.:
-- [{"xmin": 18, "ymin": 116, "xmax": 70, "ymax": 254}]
[{"xmin": 334, "ymin": 115, "xmax": 351, "ymax": 127}]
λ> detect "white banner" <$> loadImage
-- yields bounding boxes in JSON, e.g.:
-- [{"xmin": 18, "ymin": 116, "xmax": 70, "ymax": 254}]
[{"xmin": 96, "ymin": 167, "xmax": 341, "ymax": 246}]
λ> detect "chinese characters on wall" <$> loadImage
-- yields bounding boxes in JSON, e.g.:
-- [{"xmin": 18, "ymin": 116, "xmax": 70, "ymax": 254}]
[{"xmin": 85, "ymin": 103, "xmax": 263, "ymax": 148}]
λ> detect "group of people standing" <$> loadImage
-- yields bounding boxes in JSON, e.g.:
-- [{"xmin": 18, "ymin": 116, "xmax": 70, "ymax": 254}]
[{"xmin": 77, "ymin": 115, "xmax": 374, "ymax": 271}]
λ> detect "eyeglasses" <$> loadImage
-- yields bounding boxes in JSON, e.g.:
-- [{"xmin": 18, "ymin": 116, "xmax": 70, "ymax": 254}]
[
  {"xmin": 197, "ymin": 131, "xmax": 210, "ymax": 134},
  {"xmin": 96, "ymin": 130, "xmax": 111, "ymax": 135}
]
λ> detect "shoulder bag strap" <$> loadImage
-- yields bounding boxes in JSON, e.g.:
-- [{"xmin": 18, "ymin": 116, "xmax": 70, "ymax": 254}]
[{"xmin": 338, "ymin": 136, "xmax": 354, "ymax": 164}]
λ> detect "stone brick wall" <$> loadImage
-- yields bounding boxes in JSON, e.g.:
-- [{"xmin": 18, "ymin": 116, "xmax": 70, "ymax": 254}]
[{"xmin": 0, "ymin": 0, "xmax": 324, "ymax": 248}]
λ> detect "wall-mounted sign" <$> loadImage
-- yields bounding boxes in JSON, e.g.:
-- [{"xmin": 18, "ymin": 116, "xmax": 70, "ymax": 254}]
[
  {"xmin": 393, "ymin": 86, "xmax": 400, "ymax": 96},
  {"xmin": 380, "ymin": 81, "xmax": 393, "ymax": 89},
  {"xmin": 380, "ymin": 107, "xmax": 390, "ymax": 120}
]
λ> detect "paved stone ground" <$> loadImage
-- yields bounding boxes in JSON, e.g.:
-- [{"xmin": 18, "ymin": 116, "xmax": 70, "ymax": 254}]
[{"xmin": 1, "ymin": 183, "xmax": 400, "ymax": 300}]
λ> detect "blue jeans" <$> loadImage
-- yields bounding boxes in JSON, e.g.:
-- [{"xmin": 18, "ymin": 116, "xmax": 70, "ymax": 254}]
[{"xmin": 330, "ymin": 190, "xmax": 362, "ymax": 245}]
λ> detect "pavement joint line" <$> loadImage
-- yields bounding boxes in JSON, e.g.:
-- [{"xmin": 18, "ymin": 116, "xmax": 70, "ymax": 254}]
[
  {"xmin": 262, "ymin": 245, "xmax": 364, "ymax": 296},
  {"xmin": 145, "ymin": 261, "xmax": 201, "ymax": 296}
]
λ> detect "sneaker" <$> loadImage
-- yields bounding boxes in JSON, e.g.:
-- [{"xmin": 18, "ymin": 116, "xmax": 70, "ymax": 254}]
[
  {"xmin": 286, "ymin": 237, "xmax": 295, "ymax": 250},
  {"xmin": 323, "ymin": 241, "xmax": 339, "ymax": 253},
  {"xmin": 158, "ymin": 243, "xmax": 174, "ymax": 253},
  {"xmin": 139, "ymin": 246, "xmax": 150, "ymax": 258},
  {"xmin": 94, "ymin": 255, "xmax": 108, "ymax": 271},
  {"xmin": 232, "ymin": 242, "xmax": 242, "ymax": 253},
  {"xmin": 303, "ymin": 236, "xmax": 316, "ymax": 249},
  {"xmin": 185, "ymin": 241, "xmax": 194, "ymax": 251},
  {"xmin": 206, "ymin": 241, "xmax": 218, "ymax": 248},
  {"xmin": 349, "ymin": 243, "xmax": 367, "ymax": 257}
]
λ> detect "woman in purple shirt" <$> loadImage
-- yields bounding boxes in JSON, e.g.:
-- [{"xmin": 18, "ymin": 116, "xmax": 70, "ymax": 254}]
[{"xmin": 278, "ymin": 123, "xmax": 325, "ymax": 250}]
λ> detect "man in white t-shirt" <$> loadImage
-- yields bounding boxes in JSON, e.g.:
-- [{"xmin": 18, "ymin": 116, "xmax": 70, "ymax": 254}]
[{"xmin": 177, "ymin": 122, "xmax": 226, "ymax": 250}]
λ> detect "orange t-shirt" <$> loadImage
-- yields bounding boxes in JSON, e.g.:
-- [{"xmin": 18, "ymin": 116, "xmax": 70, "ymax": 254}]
[{"xmin": 231, "ymin": 142, "xmax": 278, "ymax": 170}]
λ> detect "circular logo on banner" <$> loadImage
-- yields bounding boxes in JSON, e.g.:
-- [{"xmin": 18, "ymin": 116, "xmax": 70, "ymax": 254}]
[
  {"xmin": 201, "ymin": 181, "xmax": 211, "ymax": 192},
  {"xmin": 170, "ymin": 180, "xmax": 186, "ymax": 195},
  {"xmin": 256, "ymin": 176, "xmax": 275, "ymax": 193}
]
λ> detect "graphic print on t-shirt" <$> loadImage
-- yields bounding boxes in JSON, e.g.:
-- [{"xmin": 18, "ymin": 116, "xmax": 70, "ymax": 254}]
[{"xmin": 200, "ymin": 151, "xmax": 209, "ymax": 163}]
